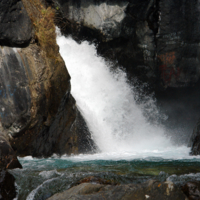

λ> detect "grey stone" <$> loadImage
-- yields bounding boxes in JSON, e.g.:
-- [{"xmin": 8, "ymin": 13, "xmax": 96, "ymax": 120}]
[
  {"xmin": 0, "ymin": 0, "xmax": 32, "ymax": 47},
  {"xmin": 47, "ymin": 180, "xmax": 186, "ymax": 200}
]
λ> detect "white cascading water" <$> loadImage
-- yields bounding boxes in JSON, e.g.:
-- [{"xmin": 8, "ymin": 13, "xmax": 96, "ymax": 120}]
[{"xmin": 56, "ymin": 31, "xmax": 190, "ymax": 160}]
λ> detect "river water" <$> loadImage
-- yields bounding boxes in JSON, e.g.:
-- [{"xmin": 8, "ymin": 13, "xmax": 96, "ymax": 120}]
[{"xmin": 9, "ymin": 32, "xmax": 200, "ymax": 200}]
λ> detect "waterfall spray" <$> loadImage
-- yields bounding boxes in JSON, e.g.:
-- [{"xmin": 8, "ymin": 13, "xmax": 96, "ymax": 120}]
[{"xmin": 56, "ymin": 31, "xmax": 190, "ymax": 160}]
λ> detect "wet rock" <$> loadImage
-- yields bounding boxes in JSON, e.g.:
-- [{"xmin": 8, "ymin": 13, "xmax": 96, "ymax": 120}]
[
  {"xmin": 47, "ymin": 180, "xmax": 186, "ymax": 200},
  {"xmin": 75, "ymin": 176, "xmax": 118, "ymax": 186},
  {"xmin": 26, "ymin": 93, "xmax": 95, "ymax": 157},
  {"xmin": 0, "ymin": 0, "xmax": 32, "ymax": 47},
  {"xmin": 75, "ymin": 109, "xmax": 97, "ymax": 154},
  {"xmin": 182, "ymin": 182, "xmax": 200, "ymax": 200},
  {"xmin": 0, "ymin": 135, "xmax": 22, "ymax": 170},
  {"xmin": 189, "ymin": 119, "xmax": 200, "ymax": 155},
  {"xmin": 54, "ymin": 0, "xmax": 129, "ymax": 42},
  {"xmin": 0, "ymin": 170, "xmax": 17, "ymax": 200}
]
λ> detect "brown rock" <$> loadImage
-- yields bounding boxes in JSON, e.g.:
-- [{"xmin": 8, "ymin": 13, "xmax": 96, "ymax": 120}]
[
  {"xmin": 47, "ymin": 180, "xmax": 186, "ymax": 200},
  {"xmin": 0, "ymin": 0, "xmax": 95, "ymax": 160}
]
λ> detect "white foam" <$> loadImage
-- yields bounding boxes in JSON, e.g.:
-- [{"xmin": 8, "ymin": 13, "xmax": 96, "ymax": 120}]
[{"xmin": 39, "ymin": 170, "xmax": 61, "ymax": 178}]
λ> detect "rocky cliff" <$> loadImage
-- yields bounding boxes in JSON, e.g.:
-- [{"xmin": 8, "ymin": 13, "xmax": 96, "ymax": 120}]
[
  {"xmin": 0, "ymin": 0, "xmax": 94, "ymax": 170},
  {"xmin": 49, "ymin": 0, "xmax": 200, "ymax": 89}
]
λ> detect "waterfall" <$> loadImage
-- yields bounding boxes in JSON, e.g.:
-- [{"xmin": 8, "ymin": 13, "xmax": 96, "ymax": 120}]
[{"xmin": 56, "ymin": 32, "xmax": 190, "ymax": 160}]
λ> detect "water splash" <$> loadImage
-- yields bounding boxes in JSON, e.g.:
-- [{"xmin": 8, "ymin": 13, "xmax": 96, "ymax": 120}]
[{"xmin": 56, "ymin": 31, "xmax": 190, "ymax": 159}]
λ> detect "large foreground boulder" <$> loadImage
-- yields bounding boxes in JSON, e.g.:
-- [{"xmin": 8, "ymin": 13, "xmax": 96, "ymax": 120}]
[{"xmin": 47, "ymin": 180, "xmax": 186, "ymax": 200}]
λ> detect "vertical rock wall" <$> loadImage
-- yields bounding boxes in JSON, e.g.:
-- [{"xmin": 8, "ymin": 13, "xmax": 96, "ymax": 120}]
[
  {"xmin": 0, "ymin": 0, "xmax": 95, "ymax": 170},
  {"xmin": 52, "ymin": 0, "xmax": 200, "ymax": 89}
]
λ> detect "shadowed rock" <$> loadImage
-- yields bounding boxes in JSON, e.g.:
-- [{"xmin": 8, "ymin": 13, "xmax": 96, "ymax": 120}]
[
  {"xmin": 0, "ymin": 170, "xmax": 17, "ymax": 200},
  {"xmin": 189, "ymin": 119, "xmax": 200, "ymax": 155},
  {"xmin": 51, "ymin": 0, "xmax": 200, "ymax": 90},
  {"xmin": 0, "ymin": 135, "xmax": 22, "ymax": 170},
  {"xmin": 0, "ymin": 0, "xmax": 32, "ymax": 47}
]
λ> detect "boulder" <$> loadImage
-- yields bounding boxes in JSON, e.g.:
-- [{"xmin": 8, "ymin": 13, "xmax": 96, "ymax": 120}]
[
  {"xmin": 0, "ymin": 0, "xmax": 32, "ymax": 47},
  {"xmin": 47, "ymin": 180, "xmax": 186, "ymax": 200}
]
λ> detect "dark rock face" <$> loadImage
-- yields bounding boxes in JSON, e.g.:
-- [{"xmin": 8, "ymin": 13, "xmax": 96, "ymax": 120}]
[
  {"xmin": 0, "ymin": 135, "xmax": 22, "ymax": 170},
  {"xmin": 0, "ymin": 47, "xmax": 31, "ymax": 137},
  {"xmin": 53, "ymin": 0, "xmax": 200, "ymax": 90},
  {"xmin": 0, "ymin": 44, "xmax": 95, "ymax": 158},
  {"xmin": 0, "ymin": 170, "xmax": 17, "ymax": 200},
  {"xmin": 0, "ymin": 0, "xmax": 32, "ymax": 47},
  {"xmin": 189, "ymin": 119, "xmax": 200, "ymax": 155},
  {"xmin": 47, "ymin": 180, "xmax": 186, "ymax": 200},
  {"xmin": 157, "ymin": 0, "xmax": 200, "ymax": 89}
]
